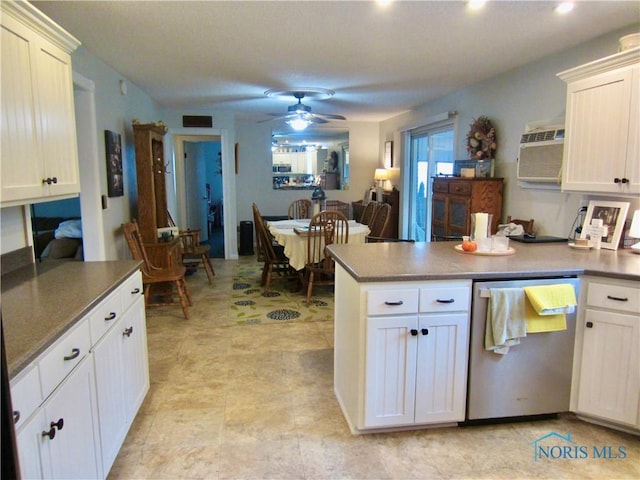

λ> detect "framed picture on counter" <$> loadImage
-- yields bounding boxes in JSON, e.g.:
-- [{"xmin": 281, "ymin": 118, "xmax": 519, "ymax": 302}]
[{"xmin": 580, "ymin": 200, "xmax": 629, "ymax": 250}]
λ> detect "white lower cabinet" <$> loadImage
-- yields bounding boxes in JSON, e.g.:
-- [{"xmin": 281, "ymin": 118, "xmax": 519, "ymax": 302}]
[
  {"xmin": 12, "ymin": 270, "xmax": 148, "ymax": 479},
  {"xmin": 572, "ymin": 276, "xmax": 640, "ymax": 431},
  {"xmin": 93, "ymin": 295, "xmax": 149, "ymax": 473},
  {"xmin": 334, "ymin": 263, "xmax": 471, "ymax": 433},
  {"xmin": 17, "ymin": 356, "xmax": 102, "ymax": 480}
]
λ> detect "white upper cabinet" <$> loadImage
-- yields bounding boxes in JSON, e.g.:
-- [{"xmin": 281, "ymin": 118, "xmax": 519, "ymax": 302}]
[
  {"xmin": 558, "ymin": 47, "xmax": 640, "ymax": 195},
  {"xmin": 0, "ymin": 0, "xmax": 81, "ymax": 206}
]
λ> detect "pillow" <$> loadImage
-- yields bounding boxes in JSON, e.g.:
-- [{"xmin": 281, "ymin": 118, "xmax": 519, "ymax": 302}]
[
  {"xmin": 41, "ymin": 238, "xmax": 81, "ymax": 259},
  {"xmin": 54, "ymin": 219, "xmax": 82, "ymax": 239}
]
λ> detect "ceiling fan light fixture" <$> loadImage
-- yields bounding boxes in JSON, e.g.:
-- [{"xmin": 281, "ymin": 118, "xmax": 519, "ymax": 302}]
[{"xmin": 286, "ymin": 116, "xmax": 311, "ymax": 131}]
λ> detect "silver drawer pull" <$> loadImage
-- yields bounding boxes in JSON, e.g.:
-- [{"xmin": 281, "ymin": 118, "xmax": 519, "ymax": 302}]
[
  {"xmin": 606, "ymin": 295, "xmax": 628, "ymax": 302},
  {"xmin": 63, "ymin": 348, "xmax": 80, "ymax": 361},
  {"xmin": 384, "ymin": 300, "xmax": 404, "ymax": 306},
  {"xmin": 436, "ymin": 298, "xmax": 455, "ymax": 304}
]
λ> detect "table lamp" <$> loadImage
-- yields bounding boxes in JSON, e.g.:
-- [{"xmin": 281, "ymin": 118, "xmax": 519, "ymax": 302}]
[
  {"xmin": 629, "ymin": 209, "xmax": 640, "ymax": 253},
  {"xmin": 374, "ymin": 168, "xmax": 388, "ymax": 202}
]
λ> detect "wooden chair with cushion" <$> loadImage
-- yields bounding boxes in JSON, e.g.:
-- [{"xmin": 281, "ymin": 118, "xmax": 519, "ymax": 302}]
[
  {"xmin": 302, "ymin": 210, "xmax": 349, "ymax": 306},
  {"xmin": 168, "ymin": 212, "xmax": 215, "ymax": 284},
  {"xmin": 506, "ymin": 216, "xmax": 535, "ymax": 234},
  {"xmin": 288, "ymin": 199, "xmax": 312, "ymax": 219},
  {"xmin": 122, "ymin": 220, "xmax": 192, "ymax": 319}
]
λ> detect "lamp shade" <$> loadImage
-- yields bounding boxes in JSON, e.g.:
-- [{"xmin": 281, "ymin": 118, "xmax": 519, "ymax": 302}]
[
  {"xmin": 374, "ymin": 168, "xmax": 388, "ymax": 181},
  {"xmin": 630, "ymin": 210, "xmax": 640, "ymax": 238}
]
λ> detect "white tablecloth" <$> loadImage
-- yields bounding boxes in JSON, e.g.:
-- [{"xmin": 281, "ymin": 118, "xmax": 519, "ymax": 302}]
[{"xmin": 268, "ymin": 219, "xmax": 370, "ymax": 270}]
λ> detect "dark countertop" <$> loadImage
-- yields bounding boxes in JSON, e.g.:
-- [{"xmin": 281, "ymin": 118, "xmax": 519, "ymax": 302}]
[
  {"xmin": 2, "ymin": 260, "xmax": 142, "ymax": 378},
  {"xmin": 326, "ymin": 241, "xmax": 640, "ymax": 283}
]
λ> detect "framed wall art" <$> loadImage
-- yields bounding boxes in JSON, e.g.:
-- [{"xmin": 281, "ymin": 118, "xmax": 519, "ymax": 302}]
[
  {"xmin": 580, "ymin": 200, "xmax": 630, "ymax": 250},
  {"xmin": 105, "ymin": 130, "xmax": 123, "ymax": 197},
  {"xmin": 384, "ymin": 141, "xmax": 393, "ymax": 168}
]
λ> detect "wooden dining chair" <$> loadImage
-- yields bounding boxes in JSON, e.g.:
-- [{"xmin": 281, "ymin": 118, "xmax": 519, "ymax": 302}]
[
  {"xmin": 365, "ymin": 203, "xmax": 391, "ymax": 242},
  {"xmin": 288, "ymin": 199, "xmax": 312, "ymax": 219},
  {"xmin": 122, "ymin": 220, "xmax": 192, "ymax": 319},
  {"xmin": 506, "ymin": 216, "xmax": 535, "ymax": 234},
  {"xmin": 302, "ymin": 210, "xmax": 349, "ymax": 306},
  {"xmin": 167, "ymin": 211, "xmax": 215, "ymax": 283},
  {"xmin": 252, "ymin": 203, "xmax": 296, "ymax": 294},
  {"xmin": 359, "ymin": 201, "xmax": 379, "ymax": 226}
]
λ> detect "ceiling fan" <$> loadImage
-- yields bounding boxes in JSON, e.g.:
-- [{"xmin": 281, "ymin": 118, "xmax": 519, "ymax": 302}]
[{"xmin": 261, "ymin": 90, "xmax": 346, "ymax": 131}]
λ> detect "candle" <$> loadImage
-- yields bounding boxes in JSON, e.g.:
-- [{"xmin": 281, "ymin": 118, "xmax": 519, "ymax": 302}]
[{"xmin": 474, "ymin": 213, "xmax": 489, "ymax": 240}]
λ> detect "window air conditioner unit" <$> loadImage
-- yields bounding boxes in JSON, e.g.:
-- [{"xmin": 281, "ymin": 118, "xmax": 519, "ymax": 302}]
[{"xmin": 517, "ymin": 127, "xmax": 564, "ymax": 183}]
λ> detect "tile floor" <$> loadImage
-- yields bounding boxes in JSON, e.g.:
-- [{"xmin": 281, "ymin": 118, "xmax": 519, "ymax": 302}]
[{"xmin": 108, "ymin": 258, "xmax": 639, "ymax": 480}]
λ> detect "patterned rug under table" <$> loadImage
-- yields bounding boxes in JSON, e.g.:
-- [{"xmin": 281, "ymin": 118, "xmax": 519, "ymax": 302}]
[{"xmin": 228, "ymin": 261, "xmax": 334, "ymax": 325}]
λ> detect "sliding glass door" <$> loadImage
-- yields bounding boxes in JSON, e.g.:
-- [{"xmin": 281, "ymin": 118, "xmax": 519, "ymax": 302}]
[{"xmin": 407, "ymin": 126, "xmax": 454, "ymax": 241}]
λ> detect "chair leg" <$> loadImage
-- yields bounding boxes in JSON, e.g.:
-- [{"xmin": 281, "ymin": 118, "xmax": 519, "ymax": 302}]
[
  {"xmin": 174, "ymin": 279, "xmax": 190, "ymax": 319},
  {"xmin": 306, "ymin": 271, "xmax": 314, "ymax": 306},
  {"xmin": 181, "ymin": 278, "xmax": 193, "ymax": 306},
  {"xmin": 263, "ymin": 264, "xmax": 275, "ymax": 295},
  {"xmin": 144, "ymin": 284, "xmax": 152, "ymax": 307},
  {"xmin": 202, "ymin": 253, "xmax": 215, "ymax": 283}
]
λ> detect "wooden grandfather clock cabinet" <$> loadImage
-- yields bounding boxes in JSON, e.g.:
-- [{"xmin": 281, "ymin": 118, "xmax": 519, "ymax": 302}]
[{"xmin": 133, "ymin": 122, "xmax": 179, "ymax": 267}]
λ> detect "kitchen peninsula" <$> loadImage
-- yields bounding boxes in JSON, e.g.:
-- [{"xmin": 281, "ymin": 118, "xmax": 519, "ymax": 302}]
[{"xmin": 327, "ymin": 241, "xmax": 640, "ymax": 435}]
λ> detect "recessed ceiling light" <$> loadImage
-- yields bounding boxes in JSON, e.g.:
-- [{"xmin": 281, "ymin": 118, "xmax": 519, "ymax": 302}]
[
  {"xmin": 555, "ymin": 2, "xmax": 574, "ymax": 14},
  {"xmin": 467, "ymin": 0, "xmax": 487, "ymax": 11},
  {"xmin": 376, "ymin": 0, "xmax": 393, "ymax": 7}
]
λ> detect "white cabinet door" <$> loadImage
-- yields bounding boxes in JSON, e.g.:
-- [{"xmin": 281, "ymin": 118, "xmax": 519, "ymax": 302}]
[
  {"xmin": 560, "ymin": 49, "xmax": 640, "ymax": 195},
  {"xmin": 93, "ymin": 316, "xmax": 128, "ymax": 474},
  {"xmin": 1, "ymin": 16, "xmax": 45, "ymax": 202},
  {"xmin": 364, "ymin": 315, "xmax": 418, "ymax": 428},
  {"xmin": 415, "ymin": 313, "xmax": 469, "ymax": 424},
  {"xmin": 0, "ymin": 4, "xmax": 79, "ymax": 205},
  {"xmin": 16, "ymin": 409, "xmax": 47, "ymax": 480},
  {"xmin": 18, "ymin": 357, "xmax": 102, "ymax": 480},
  {"xmin": 577, "ymin": 308, "xmax": 640, "ymax": 426},
  {"xmin": 121, "ymin": 295, "xmax": 150, "ymax": 419}
]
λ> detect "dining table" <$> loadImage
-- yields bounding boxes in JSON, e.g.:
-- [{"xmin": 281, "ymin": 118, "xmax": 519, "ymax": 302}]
[{"xmin": 267, "ymin": 218, "xmax": 371, "ymax": 271}]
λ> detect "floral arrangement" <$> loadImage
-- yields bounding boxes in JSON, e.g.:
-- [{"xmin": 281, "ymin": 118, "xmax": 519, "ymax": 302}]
[{"xmin": 466, "ymin": 116, "xmax": 496, "ymax": 159}]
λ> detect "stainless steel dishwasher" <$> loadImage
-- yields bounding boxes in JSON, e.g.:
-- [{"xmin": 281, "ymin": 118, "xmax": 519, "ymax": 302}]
[{"xmin": 466, "ymin": 277, "xmax": 579, "ymax": 421}]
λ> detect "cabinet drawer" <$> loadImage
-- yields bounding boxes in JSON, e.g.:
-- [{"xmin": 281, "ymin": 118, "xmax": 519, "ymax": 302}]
[
  {"xmin": 586, "ymin": 282, "xmax": 639, "ymax": 314},
  {"xmin": 433, "ymin": 181, "xmax": 449, "ymax": 193},
  {"xmin": 367, "ymin": 289, "xmax": 419, "ymax": 316},
  {"xmin": 448, "ymin": 181, "xmax": 471, "ymax": 196},
  {"xmin": 10, "ymin": 365, "xmax": 41, "ymax": 430},
  {"xmin": 419, "ymin": 286, "xmax": 470, "ymax": 313},
  {"xmin": 38, "ymin": 319, "xmax": 91, "ymax": 400},
  {"xmin": 121, "ymin": 270, "xmax": 143, "ymax": 312},
  {"xmin": 89, "ymin": 289, "xmax": 122, "ymax": 345}
]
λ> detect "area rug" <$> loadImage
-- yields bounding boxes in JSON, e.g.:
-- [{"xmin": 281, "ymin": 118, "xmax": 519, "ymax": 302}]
[{"xmin": 228, "ymin": 261, "xmax": 334, "ymax": 326}]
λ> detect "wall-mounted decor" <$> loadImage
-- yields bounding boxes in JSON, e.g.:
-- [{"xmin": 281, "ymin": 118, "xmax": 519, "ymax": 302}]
[
  {"xmin": 466, "ymin": 116, "xmax": 496, "ymax": 159},
  {"xmin": 105, "ymin": 130, "xmax": 123, "ymax": 197},
  {"xmin": 580, "ymin": 200, "xmax": 630, "ymax": 250},
  {"xmin": 384, "ymin": 141, "xmax": 393, "ymax": 168}
]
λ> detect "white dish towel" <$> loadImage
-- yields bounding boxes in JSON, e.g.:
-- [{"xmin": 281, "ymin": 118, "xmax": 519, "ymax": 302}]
[{"xmin": 485, "ymin": 287, "xmax": 528, "ymax": 354}]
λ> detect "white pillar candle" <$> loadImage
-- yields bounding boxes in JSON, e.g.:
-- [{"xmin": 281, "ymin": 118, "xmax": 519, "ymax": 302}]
[{"xmin": 474, "ymin": 213, "xmax": 489, "ymax": 240}]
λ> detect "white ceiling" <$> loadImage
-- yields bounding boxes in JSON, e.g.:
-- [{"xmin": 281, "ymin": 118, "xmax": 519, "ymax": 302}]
[{"xmin": 33, "ymin": 1, "xmax": 639, "ymax": 124}]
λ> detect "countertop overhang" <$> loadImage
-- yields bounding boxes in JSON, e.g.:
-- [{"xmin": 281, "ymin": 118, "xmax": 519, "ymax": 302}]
[
  {"xmin": 2, "ymin": 260, "xmax": 143, "ymax": 378},
  {"xmin": 326, "ymin": 242, "xmax": 640, "ymax": 283}
]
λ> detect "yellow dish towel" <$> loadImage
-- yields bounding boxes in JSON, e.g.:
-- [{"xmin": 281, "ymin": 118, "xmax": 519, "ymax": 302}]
[{"xmin": 523, "ymin": 284, "xmax": 577, "ymax": 333}]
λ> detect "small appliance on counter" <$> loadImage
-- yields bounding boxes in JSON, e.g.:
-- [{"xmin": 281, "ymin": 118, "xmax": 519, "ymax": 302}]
[{"xmin": 508, "ymin": 234, "xmax": 567, "ymax": 244}]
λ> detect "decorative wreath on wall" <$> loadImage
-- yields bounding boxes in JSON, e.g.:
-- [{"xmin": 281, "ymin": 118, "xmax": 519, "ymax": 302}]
[{"xmin": 466, "ymin": 116, "xmax": 497, "ymax": 159}]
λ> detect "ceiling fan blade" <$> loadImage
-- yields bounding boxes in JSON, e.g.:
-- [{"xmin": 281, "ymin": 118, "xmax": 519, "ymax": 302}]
[{"xmin": 314, "ymin": 112, "xmax": 346, "ymax": 120}]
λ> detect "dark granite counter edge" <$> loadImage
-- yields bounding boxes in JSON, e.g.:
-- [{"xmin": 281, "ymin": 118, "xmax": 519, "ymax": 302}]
[{"xmin": 5, "ymin": 260, "xmax": 143, "ymax": 378}]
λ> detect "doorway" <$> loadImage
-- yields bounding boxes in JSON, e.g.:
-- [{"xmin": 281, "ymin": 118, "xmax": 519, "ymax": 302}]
[{"xmin": 169, "ymin": 130, "xmax": 236, "ymax": 259}]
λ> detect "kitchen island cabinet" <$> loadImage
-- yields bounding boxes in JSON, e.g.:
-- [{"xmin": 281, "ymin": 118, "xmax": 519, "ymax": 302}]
[
  {"xmin": 558, "ymin": 47, "xmax": 639, "ymax": 195},
  {"xmin": 327, "ymin": 241, "xmax": 640, "ymax": 434},
  {"xmin": 571, "ymin": 275, "xmax": 640, "ymax": 431}
]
